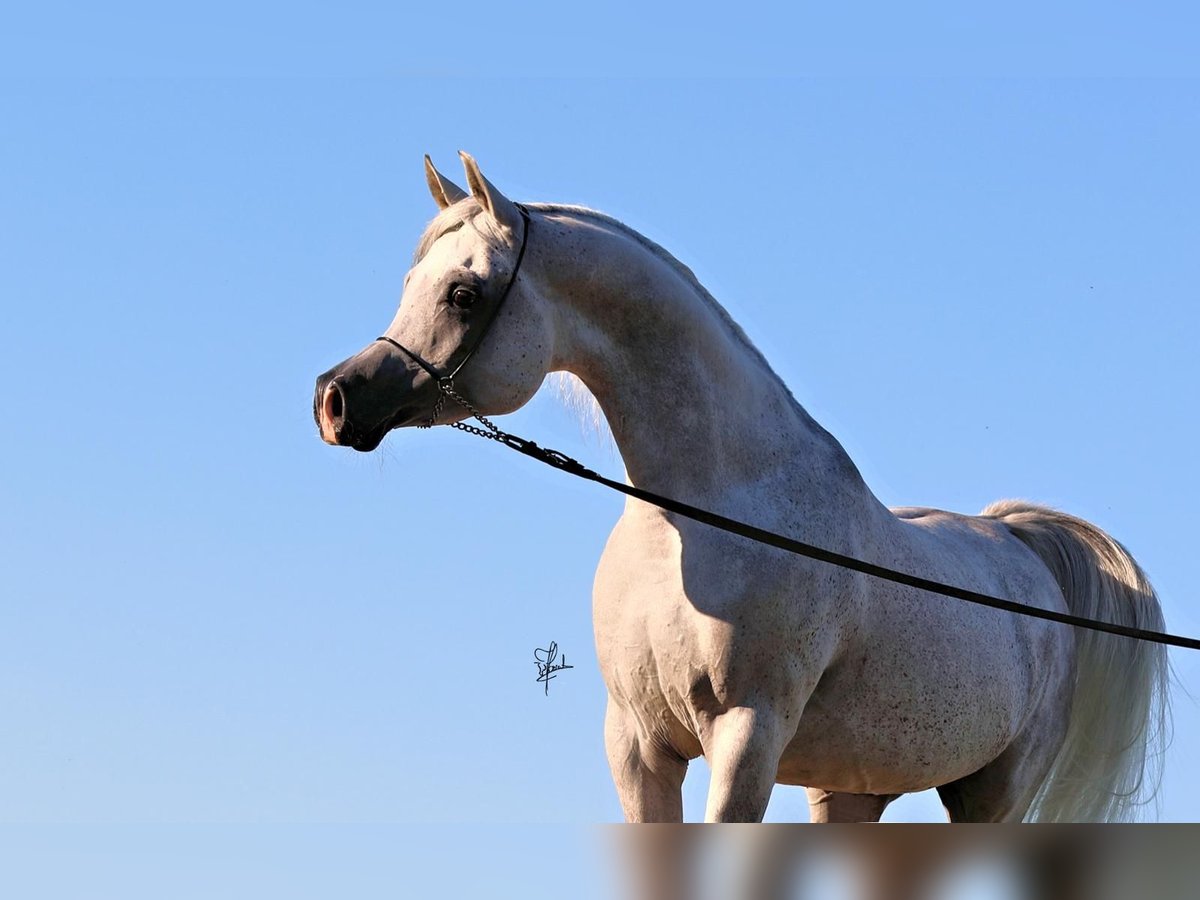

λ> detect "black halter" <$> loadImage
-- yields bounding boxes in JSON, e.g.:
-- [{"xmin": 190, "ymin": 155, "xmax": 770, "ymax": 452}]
[{"xmin": 375, "ymin": 203, "xmax": 531, "ymax": 426}]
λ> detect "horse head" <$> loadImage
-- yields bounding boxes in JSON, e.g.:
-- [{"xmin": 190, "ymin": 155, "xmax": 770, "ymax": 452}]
[{"xmin": 313, "ymin": 152, "xmax": 553, "ymax": 451}]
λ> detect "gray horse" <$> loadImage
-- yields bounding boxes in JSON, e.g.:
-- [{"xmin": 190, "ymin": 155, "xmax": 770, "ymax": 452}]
[{"xmin": 314, "ymin": 153, "xmax": 1168, "ymax": 822}]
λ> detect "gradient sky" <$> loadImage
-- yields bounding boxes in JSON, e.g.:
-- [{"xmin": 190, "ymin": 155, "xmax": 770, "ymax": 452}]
[{"xmin": 3, "ymin": 3, "xmax": 1200, "ymax": 896}]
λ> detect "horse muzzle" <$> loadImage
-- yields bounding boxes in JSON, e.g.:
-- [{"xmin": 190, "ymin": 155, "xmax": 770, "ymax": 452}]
[{"xmin": 313, "ymin": 343, "xmax": 429, "ymax": 451}]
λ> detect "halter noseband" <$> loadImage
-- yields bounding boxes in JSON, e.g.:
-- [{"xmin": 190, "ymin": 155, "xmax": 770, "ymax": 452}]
[{"xmin": 375, "ymin": 203, "xmax": 531, "ymax": 427}]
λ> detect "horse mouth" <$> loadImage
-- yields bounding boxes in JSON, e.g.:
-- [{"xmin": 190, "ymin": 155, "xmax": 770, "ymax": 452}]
[
  {"xmin": 347, "ymin": 407, "xmax": 419, "ymax": 452},
  {"xmin": 349, "ymin": 431, "xmax": 387, "ymax": 453}
]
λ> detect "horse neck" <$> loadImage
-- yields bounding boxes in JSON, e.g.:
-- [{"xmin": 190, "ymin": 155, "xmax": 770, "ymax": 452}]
[{"xmin": 536, "ymin": 208, "xmax": 876, "ymax": 510}]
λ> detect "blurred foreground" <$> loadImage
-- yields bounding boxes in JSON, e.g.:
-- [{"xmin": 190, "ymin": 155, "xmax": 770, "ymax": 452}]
[
  {"xmin": 2, "ymin": 824, "xmax": 1194, "ymax": 898},
  {"xmin": 607, "ymin": 825, "xmax": 1198, "ymax": 900}
]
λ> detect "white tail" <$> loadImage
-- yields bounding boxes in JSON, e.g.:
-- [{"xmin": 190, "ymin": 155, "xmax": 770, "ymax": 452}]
[{"xmin": 982, "ymin": 500, "xmax": 1171, "ymax": 821}]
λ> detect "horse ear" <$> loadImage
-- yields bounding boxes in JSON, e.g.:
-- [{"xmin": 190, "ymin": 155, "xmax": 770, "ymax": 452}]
[
  {"xmin": 459, "ymin": 151, "xmax": 523, "ymax": 233},
  {"xmin": 424, "ymin": 154, "xmax": 468, "ymax": 210}
]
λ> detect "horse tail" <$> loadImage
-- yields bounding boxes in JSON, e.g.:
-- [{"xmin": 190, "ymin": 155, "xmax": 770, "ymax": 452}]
[{"xmin": 981, "ymin": 499, "xmax": 1171, "ymax": 822}]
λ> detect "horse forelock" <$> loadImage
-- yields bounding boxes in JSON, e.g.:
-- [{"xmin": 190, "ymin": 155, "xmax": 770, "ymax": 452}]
[{"xmin": 412, "ymin": 198, "xmax": 497, "ymax": 265}]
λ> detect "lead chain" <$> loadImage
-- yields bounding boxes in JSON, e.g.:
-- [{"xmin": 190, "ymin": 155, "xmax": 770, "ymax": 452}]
[
  {"xmin": 438, "ymin": 379, "xmax": 508, "ymax": 440},
  {"xmin": 419, "ymin": 390, "xmax": 447, "ymax": 429}
]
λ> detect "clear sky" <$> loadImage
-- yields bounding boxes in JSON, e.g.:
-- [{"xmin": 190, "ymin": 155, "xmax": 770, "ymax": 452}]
[{"xmin": 3, "ymin": 3, "xmax": 1200, "ymax": 896}]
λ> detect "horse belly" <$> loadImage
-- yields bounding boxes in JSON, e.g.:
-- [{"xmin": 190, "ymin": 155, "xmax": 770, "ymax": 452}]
[{"xmin": 777, "ymin": 625, "xmax": 1034, "ymax": 794}]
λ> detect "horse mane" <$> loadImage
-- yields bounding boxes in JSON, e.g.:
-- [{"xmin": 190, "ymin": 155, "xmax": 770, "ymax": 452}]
[
  {"xmin": 411, "ymin": 199, "xmax": 805, "ymax": 445},
  {"xmin": 528, "ymin": 203, "xmax": 799, "ymax": 409}
]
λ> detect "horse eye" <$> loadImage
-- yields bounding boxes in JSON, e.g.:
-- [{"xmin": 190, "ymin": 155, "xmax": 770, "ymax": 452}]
[{"xmin": 450, "ymin": 286, "xmax": 477, "ymax": 309}]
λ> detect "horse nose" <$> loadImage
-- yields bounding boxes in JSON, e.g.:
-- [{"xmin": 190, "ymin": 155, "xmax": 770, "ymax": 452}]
[{"xmin": 318, "ymin": 380, "xmax": 347, "ymax": 445}]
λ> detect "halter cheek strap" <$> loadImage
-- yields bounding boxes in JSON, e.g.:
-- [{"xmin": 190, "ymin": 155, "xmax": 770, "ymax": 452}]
[{"xmin": 375, "ymin": 203, "xmax": 531, "ymax": 427}]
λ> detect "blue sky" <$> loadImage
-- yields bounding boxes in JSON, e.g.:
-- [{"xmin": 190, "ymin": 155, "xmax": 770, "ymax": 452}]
[{"xmin": 3, "ymin": 3, "xmax": 1200, "ymax": 896}]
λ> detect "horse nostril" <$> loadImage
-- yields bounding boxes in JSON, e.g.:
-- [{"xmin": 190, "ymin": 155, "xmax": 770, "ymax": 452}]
[
  {"xmin": 328, "ymin": 384, "xmax": 344, "ymax": 420},
  {"xmin": 319, "ymin": 381, "xmax": 347, "ymax": 444}
]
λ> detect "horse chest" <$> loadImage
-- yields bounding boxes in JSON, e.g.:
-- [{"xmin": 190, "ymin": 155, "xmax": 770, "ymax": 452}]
[
  {"xmin": 593, "ymin": 516, "xmax": 699, "ymax": 731},
  {"xmin": 592, "ymin": 509, "xmax": 816, "ymax": 753}
]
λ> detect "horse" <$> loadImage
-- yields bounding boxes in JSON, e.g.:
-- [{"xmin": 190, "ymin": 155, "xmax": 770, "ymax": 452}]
[{"xmin": 313, "ymin": 152, "xmax": 1169, "ymax": 822}]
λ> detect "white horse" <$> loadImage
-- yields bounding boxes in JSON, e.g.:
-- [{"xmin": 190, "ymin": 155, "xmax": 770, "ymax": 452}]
[{"xmin": 314, "ymin": 152, "xmax": 1169, "ymax": 822}]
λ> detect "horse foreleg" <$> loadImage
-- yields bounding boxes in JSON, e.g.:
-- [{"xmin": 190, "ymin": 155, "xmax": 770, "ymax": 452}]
[
  {"xmin": 604, "ymin": 699, "xmax": 688, "ymax": 823},
  {"xmin": 805, "ymin": 788, "xmax": 898, "ymax": 823},
  {"xmin": 703, "ymin": 706, "xmax": 789, "ymax": 822}
]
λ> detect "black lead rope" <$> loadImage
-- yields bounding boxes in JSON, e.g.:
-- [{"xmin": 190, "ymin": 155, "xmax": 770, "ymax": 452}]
[
  {"xmin": 463, "ymin": 416, "xmax": 1200, "ymax": 652},
  {"xmin": 375, "ymin": 201, "xmax": 1199, "ymax": 651}
]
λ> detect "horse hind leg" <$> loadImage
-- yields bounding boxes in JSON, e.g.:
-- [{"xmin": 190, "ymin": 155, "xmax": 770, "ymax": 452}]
[
  {"xmin": 805, "ymin": 788, "xmax": 899, "ymax": 822},
  {"xmin": 935, "ymin": 723, "xmax": 1065, "ymax": 822},
  {"xmin": 936, "ymin": 768, "xmax": 1029, "ymax": 822}
]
